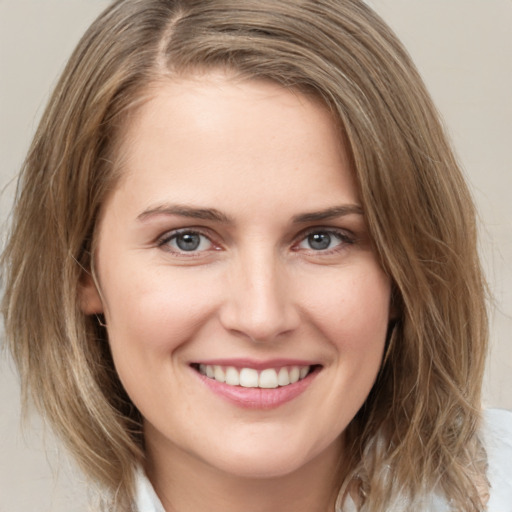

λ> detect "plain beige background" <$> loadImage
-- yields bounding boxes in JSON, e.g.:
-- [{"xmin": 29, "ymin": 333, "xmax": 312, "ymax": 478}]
[{"xmin": 1, "ymin": 1, "xmax": 511, "ymax": 511}]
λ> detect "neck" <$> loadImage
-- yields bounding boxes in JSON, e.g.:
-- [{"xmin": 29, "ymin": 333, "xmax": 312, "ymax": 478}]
[{"xmin": 144, "ymin": 432, "xmax": 344, "ymax": 512}]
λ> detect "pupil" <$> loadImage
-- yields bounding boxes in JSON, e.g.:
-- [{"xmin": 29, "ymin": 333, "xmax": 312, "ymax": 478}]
[
  {"xmin": 176, "ymin": 233, "xmax": 201, "ymax": 251},
  {"xmin": 308, "ymin": 232, "xmax": 331, "ymax": 250}
]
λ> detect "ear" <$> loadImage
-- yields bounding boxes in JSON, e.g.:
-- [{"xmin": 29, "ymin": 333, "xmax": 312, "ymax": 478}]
[{"xmin": 79, "ymin": 273, "xmax": 104, "ymax": 314}]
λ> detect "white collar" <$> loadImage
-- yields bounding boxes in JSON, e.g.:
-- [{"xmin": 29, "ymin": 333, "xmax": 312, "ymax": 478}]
[{"xmin": 134, "ymin": 468, "xmax": 166, "ymax": 512}]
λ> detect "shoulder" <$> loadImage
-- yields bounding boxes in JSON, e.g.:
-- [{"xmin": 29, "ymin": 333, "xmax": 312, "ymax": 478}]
[{"xmin": 481, "ymin": 408, "xmax": 512, "ymax": 511}]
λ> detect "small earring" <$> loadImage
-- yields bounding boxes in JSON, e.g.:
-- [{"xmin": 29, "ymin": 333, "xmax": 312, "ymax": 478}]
[{"xmin": 95, "ymin": 314, "xmax": 107, "ymax": 327}]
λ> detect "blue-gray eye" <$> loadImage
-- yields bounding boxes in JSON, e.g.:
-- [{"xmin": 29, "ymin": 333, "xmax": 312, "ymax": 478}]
[
  {"xmin": 307, "ymin": 232, "xmax": 332, "ymax": 250},
  {"xmin": 297, "ymin": 230, "xmax": 348, "ymax": 251},
  {"xmin": 176, "ymin": 233, "xmax": 201, "ymax": 251},
  {"xmin": 165, "ymin": 232, "xmax": 213, "ymax": 252}
]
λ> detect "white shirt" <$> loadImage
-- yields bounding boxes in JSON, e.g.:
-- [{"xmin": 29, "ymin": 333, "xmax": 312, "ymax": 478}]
[{"xmin": 135, "ymin": 409, "xmax": 512, "ymax": 512}]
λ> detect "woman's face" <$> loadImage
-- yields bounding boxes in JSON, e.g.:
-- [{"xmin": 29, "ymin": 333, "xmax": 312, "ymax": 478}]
[{"xmin": 82, "ymin": 74, "xmax": 391, "ymax": 480}]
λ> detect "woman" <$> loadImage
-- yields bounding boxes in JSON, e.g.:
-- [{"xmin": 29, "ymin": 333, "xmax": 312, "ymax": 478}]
[{"xmin": 2, "ymin": 0, "xmax": 511, "ymax": 511}]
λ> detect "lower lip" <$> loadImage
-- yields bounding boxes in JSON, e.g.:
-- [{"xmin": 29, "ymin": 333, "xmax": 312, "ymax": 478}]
[{"xmin": 193, "ymin": 367, "xmax": 320, "ymax": 409}]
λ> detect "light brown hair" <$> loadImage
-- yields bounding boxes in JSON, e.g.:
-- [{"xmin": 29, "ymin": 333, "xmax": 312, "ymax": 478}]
[{"xmin": 2, "ymin": 1, "xmax": 488, "ymax": 510}]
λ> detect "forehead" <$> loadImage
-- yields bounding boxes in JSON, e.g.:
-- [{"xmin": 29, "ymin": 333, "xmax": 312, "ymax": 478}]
[{"xmin": 104, "ymin": 73, "xmax": 358, "ymax": 220}]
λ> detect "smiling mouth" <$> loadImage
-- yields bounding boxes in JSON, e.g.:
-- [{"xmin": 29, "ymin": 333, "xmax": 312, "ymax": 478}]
[{"xmin": 191, "ymin": 364, "xmax": 319, "ymax": 389}]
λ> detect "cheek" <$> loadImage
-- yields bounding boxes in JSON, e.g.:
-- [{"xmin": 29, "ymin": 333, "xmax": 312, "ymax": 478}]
[
  {"xmin": 100, "ymin": 265, "xmax": 225, "ymax": 413},
  {"xmin": 102, "ymin": 263, "xmax": 222, "ymax": 356},
  {"xmin": 301, "ymin": 263, "xmax": 391, "ymax": 353}
]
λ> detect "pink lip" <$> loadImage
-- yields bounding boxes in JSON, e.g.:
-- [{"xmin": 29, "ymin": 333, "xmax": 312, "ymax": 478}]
[{"xmin": 190, "ymin": 364, "xmax": 321, "ymax": 410}]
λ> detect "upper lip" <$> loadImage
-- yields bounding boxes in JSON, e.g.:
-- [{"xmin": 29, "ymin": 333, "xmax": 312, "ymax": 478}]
[{"xmin": 190, "ymin": 358, "xmax": 320, "ymax": 371}]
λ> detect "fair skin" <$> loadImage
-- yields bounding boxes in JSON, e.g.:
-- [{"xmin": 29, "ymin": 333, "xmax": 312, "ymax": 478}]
[{"xmin": 81, "ymin": 73, "xmax": 391, "ymax": 512}]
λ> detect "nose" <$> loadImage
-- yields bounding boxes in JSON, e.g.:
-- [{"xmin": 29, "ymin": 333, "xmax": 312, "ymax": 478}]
[{"xmin": 219, "ymin": 248, "xmax": 300, "ymax": 342}]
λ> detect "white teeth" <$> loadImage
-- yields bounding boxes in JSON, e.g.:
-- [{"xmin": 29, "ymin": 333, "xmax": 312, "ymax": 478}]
[
  {"xmin": 277, "ymin": 367, "xmax": 291, "ymax": 386},
  {"xmin": 198, "ymin": 364, "xmax": 312, "ymax": 388},
  {"xmin": 289, "ymin": 366, "xmax": 300, "ymax": 384},
  {"xmin": 259, "ymin": 369, "xmax": 278, "ymax": 389},
  {"xmin": 239, "ymin": 368, "xmax": 259, "ymax": 387},
  {"xmin": 225, "ymin": 366, "xmax": 240, "ymax": 386},
  {"xmin": 214, "ymin": 366, "xmax": 226, "ymax": 383}
]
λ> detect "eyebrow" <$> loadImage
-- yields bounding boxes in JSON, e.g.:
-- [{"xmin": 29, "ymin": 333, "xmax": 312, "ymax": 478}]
[
  {"xmin": 137, "ymin": 203, "xmax": 363, "ymax": 223},
  {"xmin": 137, "ymin": 204, "xmax": 233, "ymax": 223},
  {"xmin": 292, "ymin": 204, "xmax": 364, "ymax": 223}
]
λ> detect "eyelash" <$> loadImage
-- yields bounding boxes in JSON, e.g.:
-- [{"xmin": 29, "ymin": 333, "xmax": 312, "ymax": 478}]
[
  {"xmin": 157, "ymin": 228, "xmax": 218, "ymax": 256},
  {"xmin": 293, "ymin": 228, "xmax": 355, "ymax": 255},
  {"xmin": 157, "ymin": 227, "xmax": 355, "ymax": 256}
]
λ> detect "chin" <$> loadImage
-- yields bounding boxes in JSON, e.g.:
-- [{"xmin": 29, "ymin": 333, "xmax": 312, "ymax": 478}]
[
  {"xmin": 213, "ymin": 455, "xmax": 309, "ymax": 480},
  {"xmin": 202, "ymin": 436, "xmax": 336, "ymax": 480}
]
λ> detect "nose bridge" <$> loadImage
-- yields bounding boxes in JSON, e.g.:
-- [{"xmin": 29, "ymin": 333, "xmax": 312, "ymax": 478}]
[{"xmin": 221, "ymin": 244, "xmax": 297, "ymax": 341}]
